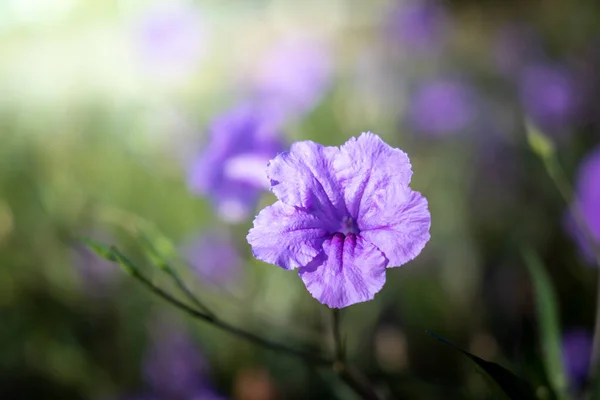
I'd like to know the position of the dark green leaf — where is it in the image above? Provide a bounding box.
[426,330,536,400]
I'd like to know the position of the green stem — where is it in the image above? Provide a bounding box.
[164,264,216,319]
[332,309,344,364]
[137,234,216,319]
[113,249,331,365]
[330,309,381,400]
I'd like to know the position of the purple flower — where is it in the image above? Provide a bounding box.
[562,329,592,389]
[253,37,333,118]
[181,232,242,288]
[143,315,223,399]
[187,104,285,223]
[134,1,207,78]
[519,63,581,133]
[567,146,600,261]
[407,78,477,136]
[247,132,431,308]
[387,0,451,54]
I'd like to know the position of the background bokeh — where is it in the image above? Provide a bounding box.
[1,0,600,399]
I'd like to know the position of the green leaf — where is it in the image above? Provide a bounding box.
[522,247,568,400]
[426,330,536,400]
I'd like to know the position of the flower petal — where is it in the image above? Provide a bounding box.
[299,233,388,308]
[267,141,347,227]
[360,185,431,267]
[247,201,330,270]
[333,132,413,219]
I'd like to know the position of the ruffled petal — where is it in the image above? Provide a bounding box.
[267,141,347,227]
[333,132,412,219]
[359,185,431,268]
[247,201,330,270]
[299,233,388,308]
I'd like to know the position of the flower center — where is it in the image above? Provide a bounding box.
[339,216,359,236]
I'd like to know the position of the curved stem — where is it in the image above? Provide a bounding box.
[112,248,331,365]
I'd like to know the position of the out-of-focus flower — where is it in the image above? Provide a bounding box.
[133,1,208,80]
[142,314,225,400]
[387,0,451,54]
[253,37,333,119]
[567,146,600,262]
[233,368,278,400]
[187,104,285,223]
[181,232,242,288]
[519,63,582,134]
[247,132,431,308]
[406,78,477,136]
[562,329,592,390]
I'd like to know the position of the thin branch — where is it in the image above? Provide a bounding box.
[139,234,216,319]
[330,308,382,400]
[112,248,331,366]
[332,309,344,365]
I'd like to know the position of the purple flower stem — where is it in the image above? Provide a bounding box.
[331,309,381,400]
[332,309,344,366]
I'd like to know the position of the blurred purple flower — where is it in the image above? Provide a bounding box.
[562,329,592,389]
[143,315,225,399]
[181,232,242,288]
[567,146,600,262]
[134,1,207,78]
[407,78,477,136]
[253,37,333,118]
[519,63,582,134]
[387,0,451,54]
[187,104,285,223]
[247,132,431,308]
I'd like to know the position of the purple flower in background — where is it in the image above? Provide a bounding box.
[143,315,224,399]
[247,132,431,308]
[187,104,285,223]
[519,63,581,134]
[181,232,242,288]
[134,1,207,78]
[567,146,600,261]
[562,329,592,389]
[387,0,451,54]
[407,78,477,136]
[253,37,333,118]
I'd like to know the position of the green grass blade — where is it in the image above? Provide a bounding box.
[522,247,568,400]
